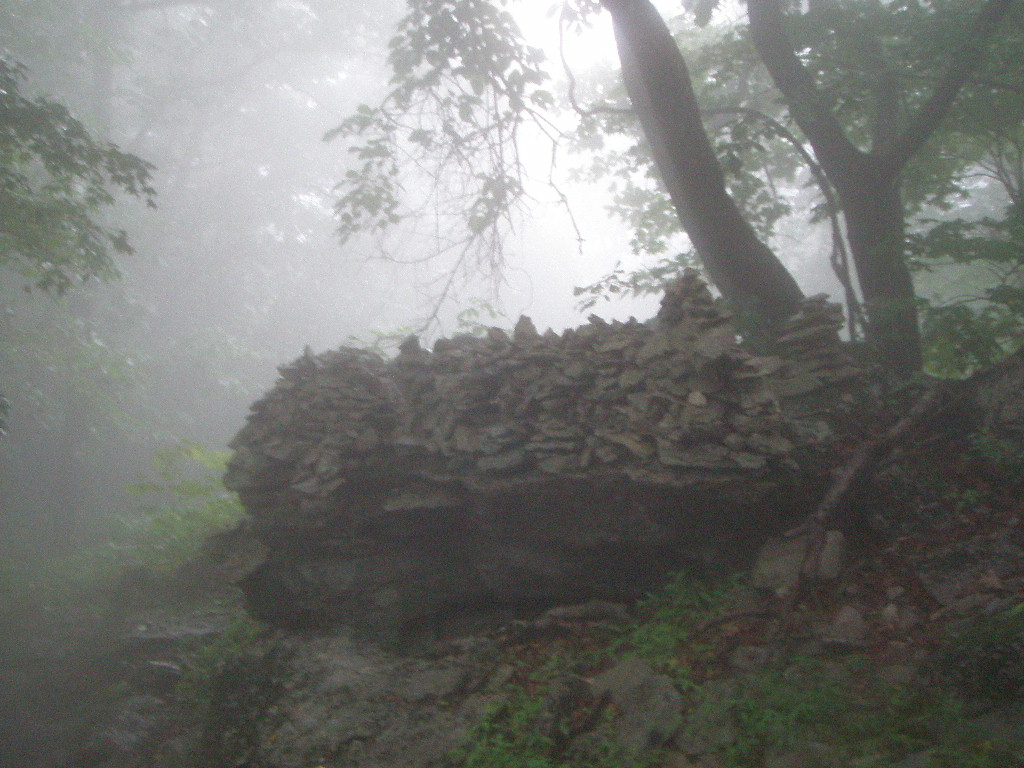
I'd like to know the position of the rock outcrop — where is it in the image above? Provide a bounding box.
[225,273,866,637]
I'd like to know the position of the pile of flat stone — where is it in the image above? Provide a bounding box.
[228,273,858,501]
[224,272,867,634]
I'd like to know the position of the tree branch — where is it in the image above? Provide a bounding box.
[849,31,902,155]
[786,384,951,538]
[747,0,864,177]
[119,0,225,10]
[707,106,860,334]
[884,0,1018,170]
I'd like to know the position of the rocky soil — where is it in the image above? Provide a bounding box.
[30,471,1024,768]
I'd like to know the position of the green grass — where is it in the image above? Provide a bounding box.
[449,571,734,768]
[453,690,558,768]
[450,682,659,768]
[175,613,265,713]
[707,656,1024,768]
[451,569,1024,768]
[938,605,1024,706]
[619,571,738,687]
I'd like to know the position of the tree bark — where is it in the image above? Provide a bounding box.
[839,170,922,372]
[601,0,804,327]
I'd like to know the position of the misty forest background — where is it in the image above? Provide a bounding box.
[1,0,1022,590]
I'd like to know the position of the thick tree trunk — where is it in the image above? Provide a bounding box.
[601,0,804,327]
[837,173,923,372]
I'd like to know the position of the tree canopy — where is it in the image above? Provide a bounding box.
[0,58,155,293]
[331,0,1024,374]
[0,0,411,555]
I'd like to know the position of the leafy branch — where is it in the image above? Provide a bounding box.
[326,0,563,322]
[0,58,156,294]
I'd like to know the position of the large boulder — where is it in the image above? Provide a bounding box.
[225,273,865,639]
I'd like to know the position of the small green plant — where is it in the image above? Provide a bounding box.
[451,681,657,768]
[970,429,1024,484]
[911,204,1024,378]
[346,325,417,353]
[939,605,1024,706]
[573,256,688,312]
[567,706,660,768]
[451,572,737,768]
[175,613,265,713]
[950,486,992,515]
[454,297,508,337]
[620,571,737,685]
[701,655,1024,768]
[343,298,508,354]
[120,440,244,573]
[453,690,557,768]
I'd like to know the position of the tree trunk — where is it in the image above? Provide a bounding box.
[601,0,804,327]
[837,171,923,372]
[747,0,1015,374]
